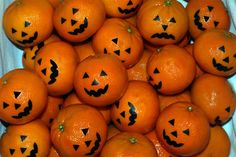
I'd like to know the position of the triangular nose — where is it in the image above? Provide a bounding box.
[162,25,168,31]
[223,57,229,63]
[92,79,99,86]
[127,0,133,5]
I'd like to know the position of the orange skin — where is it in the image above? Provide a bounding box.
[92,18,144,68]
[125,15,137,27]
[127,49,153,82]
[145,130,177,157]
[107,124,121,140]
[156,102,210,156]
[73,41,95,62]
[191,73,236,125]
[176,33,190,47]
[74,54,129,107]
[3,0,54,48]
[47,0,61,8]
[34,41,78,96]
[39,96,64,128]
[111,80,160,134]
[100,132,158,157]
[192,126,230,157]
[136,0,188,46]
[63,92,83,107]
[147,44,196,95]
[0,119,51,157]
[63,92,111,124]
[48,146,61,157]
[53,0,106,42]
[186,0,230,39]
[194,29,236,77]
[101,0,143,18]
[159,90,192,111]
[51,104,108,157]
[23,34,61,70]
[184,44,205,78]
[0,69,48,124]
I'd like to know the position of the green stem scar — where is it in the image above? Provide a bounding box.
[187,106,193,112]
[59,124,64,132]
[129,137,137,144]
[164,0,172,6]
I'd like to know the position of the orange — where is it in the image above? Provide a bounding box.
[51,104,107,157]
[3,0,54,48]
[111,80,160,134]
[156,102,210,156]
[0,69,48,124]
[74,54,128,107]
[0,119,51,157]
[53,0,106,42]
[191,73,236,125]
[147,44,196,95]
[34,41,78,96]
[73,41,95,62]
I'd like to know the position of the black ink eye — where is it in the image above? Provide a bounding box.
[169,17,176,23]
[183,129,190,136]
[25,21,31,27]
[100,70,107,76]
[153,15,160,21]
[83,72,89,79]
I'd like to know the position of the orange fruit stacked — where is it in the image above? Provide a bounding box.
[0,0,236,156]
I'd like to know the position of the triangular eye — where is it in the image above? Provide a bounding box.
[83,72,89,79]
[72,8,79,14]
[12,28,17,33]
[225,106,230,113]
[100,70,107,76]
[169,17,176,23]
[208,6,214,12]
[61,17,66,24]
[233,53,236,58]
[153,15,160,21]
[183,129,190,136]
[24,21,31,27]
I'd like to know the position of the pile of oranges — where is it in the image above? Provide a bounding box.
[0,0,236,156]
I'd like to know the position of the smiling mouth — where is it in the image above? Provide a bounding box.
[84,84,109,97]
[212,58,233,72]
[17,32,38,45]
[11,100,32,119]
[68,17,88,35]
[118,4,139,14]
[163,129,184,147]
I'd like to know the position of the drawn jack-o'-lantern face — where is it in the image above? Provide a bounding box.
[50,104,108,157]
[2,0,54,47]
[74,54,129,107]
[0,120,51,157]
[136,0,188,45]
[194,29,236,77]
[92,18,144,68]
[0,69,48,125]
[186,0,230,39]
[102,0,142,18]
[53,0,106,42]
[111,81,160,134]
[156,102,210,156]
[34,41,78,96]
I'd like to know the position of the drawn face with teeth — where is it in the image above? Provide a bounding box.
[53,0,106,42]
[74,54,129,107]
[103,0,142,18]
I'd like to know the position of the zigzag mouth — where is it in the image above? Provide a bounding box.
[151,32,175,40]
[118,4,139,14]
[17,32,38,45]
[84,84,109,97]
[163,129,184,147]
[194,10,206,31]
[27,143,38,157]
[48,60,59,85]
[68,17,88,35]
[212,58,233,72]
[12,100,32,119]
[85,133,101,156]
